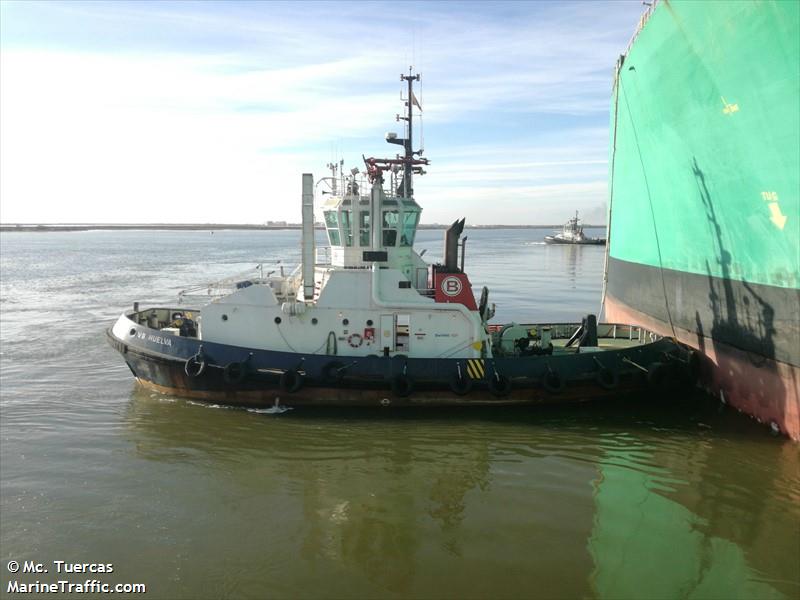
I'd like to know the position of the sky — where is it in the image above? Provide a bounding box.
[0,0,647,225]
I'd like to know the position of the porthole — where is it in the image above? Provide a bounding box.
[311,318,318,325]
[366,319,373,326]
[275,317,282,324]
[221,314,228,321]
[129,328,137,336]
[342,318,349,326]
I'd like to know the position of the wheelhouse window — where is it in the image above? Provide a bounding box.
[359,211,370,246]
[400,211,419,246]
[324,210,341,246]
[382,210,399,247]
[341,210,353,247]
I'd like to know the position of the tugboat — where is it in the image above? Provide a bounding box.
[544,212,606,245]
[107,72,692,407]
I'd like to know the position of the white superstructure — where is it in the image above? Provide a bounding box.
[184,72,491,360]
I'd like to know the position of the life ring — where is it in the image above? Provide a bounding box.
[280,368,304,393]
[595,367,619,390]
[223,360,248,384]
[347,333,363,348]
[184,353,206,378]
[543,370,564,393]
[322,361,344,383]
[449,372,473,396]
[390,374,414,398]
[488,372,512,397]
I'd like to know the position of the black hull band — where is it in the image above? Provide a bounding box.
[606,257,800,366]
[123,348,645,408]
[108,324,687,409]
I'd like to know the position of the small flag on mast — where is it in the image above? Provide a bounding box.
[410,90,422,111]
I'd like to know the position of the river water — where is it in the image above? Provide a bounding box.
[1,229,798,599]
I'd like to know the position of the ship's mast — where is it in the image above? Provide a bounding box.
[363,71,428,196]
[400,69,420,197]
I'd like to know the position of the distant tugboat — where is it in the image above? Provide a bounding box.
[107,72,691,408]
[545,212,605,245]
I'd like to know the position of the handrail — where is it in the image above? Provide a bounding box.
[177,262,302,304]
[614,0,660,87]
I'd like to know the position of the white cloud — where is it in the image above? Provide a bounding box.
[0,1,641,224]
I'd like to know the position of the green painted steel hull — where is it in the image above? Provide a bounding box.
[609,0,799,287]
[606,0,800,438]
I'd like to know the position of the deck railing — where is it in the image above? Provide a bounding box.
[177,263,302,305]
[614,0,660,86]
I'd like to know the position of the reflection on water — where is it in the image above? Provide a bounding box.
[1,230,798,599]
[117,389,800,599]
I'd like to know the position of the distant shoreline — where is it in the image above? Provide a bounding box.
[0,223,607,233]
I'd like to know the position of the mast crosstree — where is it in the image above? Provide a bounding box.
[364,68,428,198]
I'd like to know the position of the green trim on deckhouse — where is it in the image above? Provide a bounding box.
[609,0,799,290]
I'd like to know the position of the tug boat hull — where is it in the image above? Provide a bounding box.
[544,236,605,246]
[107,72,690,411]
[109,309,692,408]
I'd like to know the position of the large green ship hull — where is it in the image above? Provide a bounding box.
[605,0,800,438]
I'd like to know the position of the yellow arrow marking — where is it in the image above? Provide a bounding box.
[768,202,787,230]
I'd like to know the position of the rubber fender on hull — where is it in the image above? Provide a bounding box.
[185,354,206,378]
[488,372,512,397]
[595,367,619,390]
[543,370,565,393]
[449,372,473,396]
[280,368,305,393]
[391,374,414,398]
[322,361,344,383]
[223,360,248,384]
[646,362,670,390]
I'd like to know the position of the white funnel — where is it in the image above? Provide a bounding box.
[301,173,315,300]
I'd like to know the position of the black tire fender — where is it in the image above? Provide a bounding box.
[322,361,344,383]
[488,372,512,397]
[543,370,564,393]
[595,367,619,390]
[223,361,248,384]
[391,374,414,398]
[449,372,473,396]
[647,362,668,389]
[184,354,206,378]
[280,368,304,393]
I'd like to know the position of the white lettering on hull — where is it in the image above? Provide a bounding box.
[136,331,172,346]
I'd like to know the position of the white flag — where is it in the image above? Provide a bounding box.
[410,90,422,111]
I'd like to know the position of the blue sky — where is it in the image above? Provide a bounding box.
[0,0,646,225]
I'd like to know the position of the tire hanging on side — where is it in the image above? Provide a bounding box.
[488,372,512,397]
[391,374,414,398]
[543,369,564,393]
[185,353,206,378]
[280,368,304,393]
[223,360,248,384]
[449,371,473,396]
[595,366,619,390]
